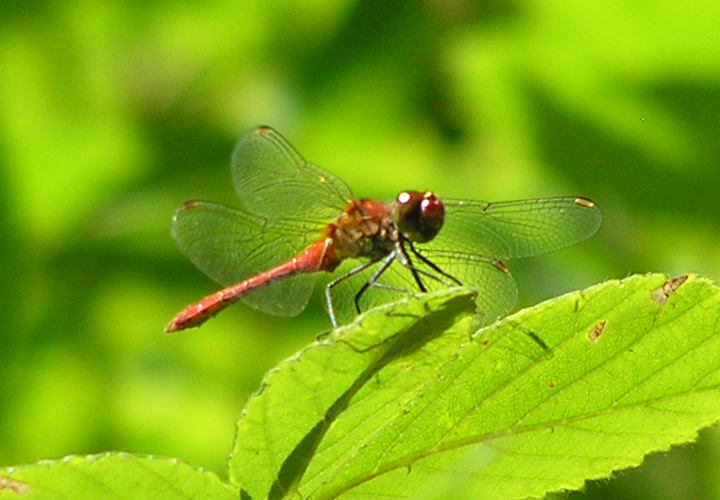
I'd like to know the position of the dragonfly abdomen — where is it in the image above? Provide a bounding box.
[166,239,333,332]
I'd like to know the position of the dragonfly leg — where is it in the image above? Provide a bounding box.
[406,241,463,287]
[393,242,427,293]
[393,240,461,293]
[350,252,399,315]
[325,259,377,328]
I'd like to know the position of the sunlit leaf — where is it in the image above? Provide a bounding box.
[230,274,720,500]
[0,454,235,500]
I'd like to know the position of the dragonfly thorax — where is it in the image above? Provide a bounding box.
[323,198,396,266]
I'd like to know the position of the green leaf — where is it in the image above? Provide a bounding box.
[0,454,236,500]
[229,288,479,499]
[229,273,720,500]
[4,274,718,499]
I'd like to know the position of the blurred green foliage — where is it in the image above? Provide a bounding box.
[1,0,719,498]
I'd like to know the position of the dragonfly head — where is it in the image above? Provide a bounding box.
[393,191,444,243]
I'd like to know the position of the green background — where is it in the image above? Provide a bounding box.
[1,1,719,498]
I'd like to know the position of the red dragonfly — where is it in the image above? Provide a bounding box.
[165,126,601,333]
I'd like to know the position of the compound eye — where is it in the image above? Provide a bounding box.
[393,191,445,243]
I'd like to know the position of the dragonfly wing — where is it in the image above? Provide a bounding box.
[171,200,321,316]
[437,197,602,260]
[415,250,518,325]
[231,126,353,222]
[237,273,317,317]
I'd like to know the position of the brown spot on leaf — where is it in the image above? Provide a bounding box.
[0,477,30,495]
[588,320,607,342]
[651,275,689,306]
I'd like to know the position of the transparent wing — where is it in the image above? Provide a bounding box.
[171,200,323,316]
[231,126,353,222]
[414,250,518,325]
[322,196,601,326]
[323,251,518,328]
[435,197,602,260]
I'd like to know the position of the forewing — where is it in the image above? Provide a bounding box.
[231,126,353,222]
[171,200,321,316]
[436,197,602,260]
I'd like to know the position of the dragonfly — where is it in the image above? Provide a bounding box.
[165,126,601,333]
